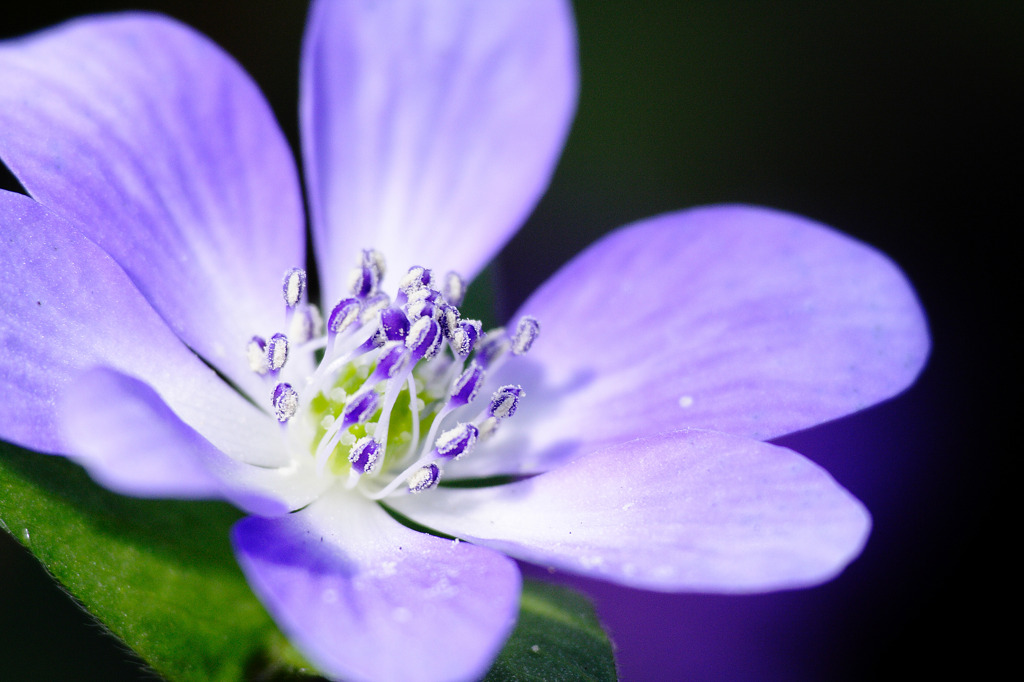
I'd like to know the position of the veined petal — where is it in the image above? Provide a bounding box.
[454,204,929,476]
[0,191,284,467]
[393,429,871,593]
[0,13,305,397]
[301,0,577,302]
[232,491,521,682]
[61,368,329,514]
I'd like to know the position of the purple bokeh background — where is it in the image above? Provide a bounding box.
[1,2,1011,679]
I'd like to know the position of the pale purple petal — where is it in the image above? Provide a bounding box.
[0,13,304,397]
[452,204,929,476]
[301,0,577,303]
[393,429,870,593]
[0,191,285,467]
[61,368,329,514]
[232,491,521,682]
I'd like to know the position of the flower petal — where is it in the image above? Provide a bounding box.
[454,204,929,476]
[393,429,871,593]
[0,190,284,467]
[0,13,305,396]
[232,491,521,682]
[60,367,329,514]
[301,0,577,302]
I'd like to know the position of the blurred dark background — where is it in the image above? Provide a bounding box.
[1,1,1015,680]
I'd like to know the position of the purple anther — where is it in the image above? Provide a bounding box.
[348,436,382,475]
[360,292,391,322]
[437,303,461,338]
[247,335,269,375]
[289,304,323,344]
[378,307,411,342]
[511,316,540,355]
[282,267,307,308]
[406,316,443,360]
[266,333,289,372]
[399,265,434,295]
[272,382,299,423]
[476,328,510,366]
[449,362,485,407]
[404,289,439,322]
[349,262,378,298]
[489,385,525,419]
[371,341,410,382]
[328,298,362,336]
[341,389,380,428]
[442,271,466,306]
[450,319,482,357]
[362,248,386,282]
[435,423,479,460]
[408,463,441,493]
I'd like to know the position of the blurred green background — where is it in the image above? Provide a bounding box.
[2,1,1016,679]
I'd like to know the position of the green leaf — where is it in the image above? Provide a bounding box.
[484,581,617,682]
[0,443,617,681]
[0,442,281,682]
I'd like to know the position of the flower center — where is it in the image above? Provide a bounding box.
[246,250,538,499]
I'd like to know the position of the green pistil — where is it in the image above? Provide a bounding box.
[308,362,439,476]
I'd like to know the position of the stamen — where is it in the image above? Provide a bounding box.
[511,316,540,355]
[266,333,289,373]
[378,307,411,343]
[450,319,482,357]
[489,385,525,419]
[247,336,269,375]
[449,362,485,407]
[475,328,510,366]
[272,383,299,423]
[282,268,307,308]
[442,271,466,306]
[362,248,386,283]
[250,249,538,502]
[348,436,382,475]
[406,316,442,360]
[370,341,410,382]
[328,298,362,336]
[399,266,434,295]
[341,389,380,428]
[408,463,441,493]
[289,304,323,345]
[435,423,479,460]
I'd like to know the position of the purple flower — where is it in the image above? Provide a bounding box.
[0,2,929,681]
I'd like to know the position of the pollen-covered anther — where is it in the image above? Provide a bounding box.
[378,307,411,343]
[289,304,323,344]
[399,265,433,295]
[489,385,525,419]
[450,362,485,407]
[348,436,382,475]
[341,389,380,428]
[435,423,479,460]
[247,336,269,375]
[406,316,442,360]
[408,463,441,493]
[450,319,482,357]
[362,248,386,283]
[475,328,510,366]
[272,382,299,423]
[282,267,307,308]
[266,333,289,372]
[442,271,466,307]
[328,298,362,336]
[477,416,500,441]
[511,316,540,355]
[371,341,409,382]
[360,292,391,323]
